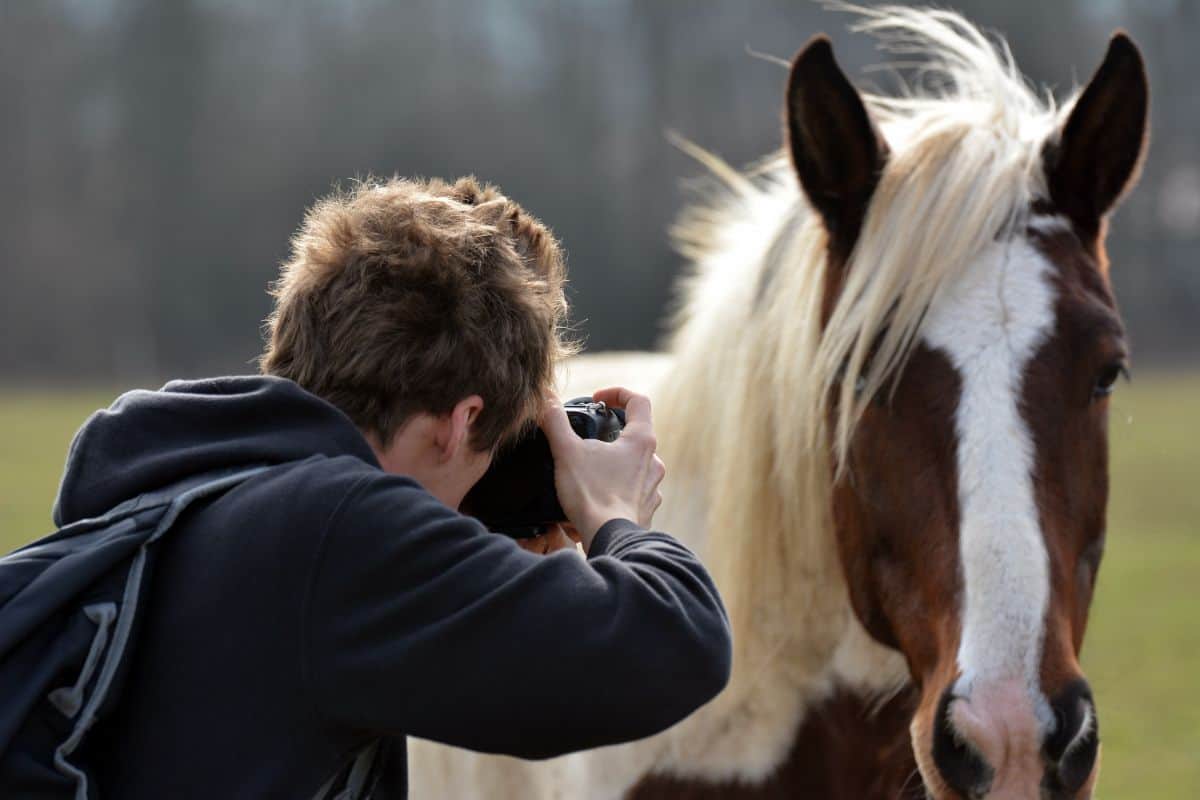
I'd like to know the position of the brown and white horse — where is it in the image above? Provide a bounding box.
[409,6,1148,798]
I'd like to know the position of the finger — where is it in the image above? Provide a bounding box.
[559,523,583,544]
[592,387,653,431]
[538,394,579,455]
[543,525,575,552]
[651,455,667,487]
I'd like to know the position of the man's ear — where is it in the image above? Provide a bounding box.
[786,35,889,254]
[436,395,485,462]
[1044,32,1149,233]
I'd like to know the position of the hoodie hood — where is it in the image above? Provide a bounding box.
[53,375,379,526]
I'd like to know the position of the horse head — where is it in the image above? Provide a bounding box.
[787,20,1147,800]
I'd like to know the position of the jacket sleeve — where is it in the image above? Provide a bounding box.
[303,472,731,758]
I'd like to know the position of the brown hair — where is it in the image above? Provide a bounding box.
[261,175,575,451]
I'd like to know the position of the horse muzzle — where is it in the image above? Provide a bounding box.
[917,677,1099,800]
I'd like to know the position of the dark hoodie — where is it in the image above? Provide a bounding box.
[57,376,730,799]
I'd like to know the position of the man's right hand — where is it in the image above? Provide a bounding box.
[539,388,666,551]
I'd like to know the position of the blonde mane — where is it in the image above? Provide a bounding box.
[657,4,1068,708]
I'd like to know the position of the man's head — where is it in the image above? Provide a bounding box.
[262,176,575,504]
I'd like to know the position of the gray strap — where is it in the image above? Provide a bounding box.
[48,603,118,719]
[51,466,273,800]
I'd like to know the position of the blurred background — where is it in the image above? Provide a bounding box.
[1,1,1196,796]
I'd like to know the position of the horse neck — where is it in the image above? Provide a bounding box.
[654,206,855,697]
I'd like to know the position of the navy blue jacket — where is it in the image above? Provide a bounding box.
[53,376,731,799]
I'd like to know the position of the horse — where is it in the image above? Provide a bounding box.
[409,5,1148,798]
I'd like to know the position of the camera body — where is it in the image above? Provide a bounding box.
[463,398,625,538]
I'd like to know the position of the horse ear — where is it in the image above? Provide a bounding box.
[786,36,888,250]
[1045,33,1149,231]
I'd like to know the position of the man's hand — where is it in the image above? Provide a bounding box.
[540,388,666,550]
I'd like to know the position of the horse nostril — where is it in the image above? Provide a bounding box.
[931,691,994,798]
[1043,680,1099,794]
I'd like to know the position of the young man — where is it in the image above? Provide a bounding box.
[68,177,731,798]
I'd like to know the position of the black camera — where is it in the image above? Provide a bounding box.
[462,398,625,538]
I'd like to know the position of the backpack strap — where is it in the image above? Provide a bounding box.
[49,465,273,800]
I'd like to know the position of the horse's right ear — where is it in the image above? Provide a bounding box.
[786,36,888,251]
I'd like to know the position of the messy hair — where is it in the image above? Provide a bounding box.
[262,175,576,451]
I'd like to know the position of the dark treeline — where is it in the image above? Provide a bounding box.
[2,0,1196,383]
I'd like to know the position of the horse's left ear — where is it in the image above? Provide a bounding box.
[786,36,889,252]
[1045,32,1149,231]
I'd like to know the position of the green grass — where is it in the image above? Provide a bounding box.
[0,389,119,537]
[1085,373,1200,798]
[1,377,1197,796]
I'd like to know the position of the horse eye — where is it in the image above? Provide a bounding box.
[1092,363,1128,400]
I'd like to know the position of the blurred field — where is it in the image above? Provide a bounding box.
[1086,372,1200,798]
[1,376,1197,797]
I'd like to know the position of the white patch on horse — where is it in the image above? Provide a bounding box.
[922,235,1057,728]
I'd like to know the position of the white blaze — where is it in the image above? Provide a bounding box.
[922,231,1058,725]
